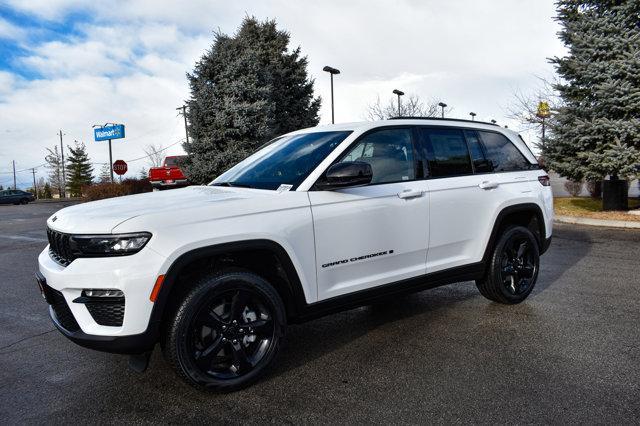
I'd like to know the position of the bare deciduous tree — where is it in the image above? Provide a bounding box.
[144,143,165,168]
[366,95,449,120]
[505,76,562,152]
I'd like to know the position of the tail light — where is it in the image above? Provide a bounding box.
[538,175,550,186]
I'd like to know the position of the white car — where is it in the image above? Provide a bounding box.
[37,118,553,392]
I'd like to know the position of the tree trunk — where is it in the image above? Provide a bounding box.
[602,179,628,211]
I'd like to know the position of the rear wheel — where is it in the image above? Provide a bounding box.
[20,198,29,205]
[476,226,539,304]
[163,270,286,392]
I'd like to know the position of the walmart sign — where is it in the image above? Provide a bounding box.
[94,124,125,141]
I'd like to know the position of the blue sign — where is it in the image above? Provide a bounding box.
[94,124,125,141]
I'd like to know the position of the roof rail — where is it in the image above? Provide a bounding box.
[388,116,500,126]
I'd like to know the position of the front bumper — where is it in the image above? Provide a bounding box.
[37,245,167,354]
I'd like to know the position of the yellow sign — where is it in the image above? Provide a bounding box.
[536,101,551,118]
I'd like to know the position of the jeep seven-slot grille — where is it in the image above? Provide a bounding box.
[47,228,76,266]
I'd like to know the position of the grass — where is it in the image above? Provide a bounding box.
[554,197,640,222]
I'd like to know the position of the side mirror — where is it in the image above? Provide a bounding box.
[317,161,373,190]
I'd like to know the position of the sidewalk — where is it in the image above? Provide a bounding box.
[555,214,640,229]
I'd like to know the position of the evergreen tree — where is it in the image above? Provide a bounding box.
[183,17,321,183]
[66,141,94,197]
[548,1,640,195]
[43,182,52,199]
[98,163,112,183]
[0,185,3,190]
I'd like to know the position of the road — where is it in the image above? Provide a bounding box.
[1,202,639,424]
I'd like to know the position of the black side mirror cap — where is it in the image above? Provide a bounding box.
[316,161,373,190]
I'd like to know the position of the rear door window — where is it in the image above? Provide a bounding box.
[417,128,472,177]
[464,130,494,173]
[478,131,532,172]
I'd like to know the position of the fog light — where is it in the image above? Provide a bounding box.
[83,289,124,298]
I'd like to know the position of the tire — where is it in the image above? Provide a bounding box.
[476,225,540,304]
[163,269,286,392]
[20,198,29,205]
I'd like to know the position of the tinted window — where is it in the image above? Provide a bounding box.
[478,131,531,172]
[339,128,415,184]
[213,131,352,190]
[418,128,472,177]
[464,130,494,173]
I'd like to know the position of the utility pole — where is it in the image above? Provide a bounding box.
[12,160,16,189]
[31,168,37,198]
[176,105,189,144]
[58,130,66,198]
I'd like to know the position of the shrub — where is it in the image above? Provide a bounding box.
[83,183,129,201]
[122,178,152,194]
[586,180,602,198]
[564,180,583,197]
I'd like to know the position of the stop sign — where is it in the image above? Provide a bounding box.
[112,160,128,176]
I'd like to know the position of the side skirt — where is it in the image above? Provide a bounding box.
[290,262,486,324]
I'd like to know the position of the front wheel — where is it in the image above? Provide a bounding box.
[163,270,286,392]
[476,226,540,304]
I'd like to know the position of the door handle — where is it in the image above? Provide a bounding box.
[479,181,499,190]
[397,189,423,199]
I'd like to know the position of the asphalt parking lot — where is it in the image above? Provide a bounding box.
[1,201,639,424]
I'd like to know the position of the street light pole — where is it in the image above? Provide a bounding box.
[323,66,340,124]
[392,89,405,117]
[469,112,476,121]
[438,102,447,119]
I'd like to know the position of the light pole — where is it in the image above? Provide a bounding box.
[322,66,340,124]
[392,89,405,117]
[57,130,66,197]
[176,105,189,144]
[438,102,447,118]
[469,112,476,121]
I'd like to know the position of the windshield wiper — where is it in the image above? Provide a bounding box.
[212,182,254,188]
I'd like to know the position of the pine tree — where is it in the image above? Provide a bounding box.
[66,141,94,197]
[548,0,640,205]
[98,163,112,183]
[45,145,64,197]
[183,17,321,184]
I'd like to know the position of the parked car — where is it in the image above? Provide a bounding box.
[37,118,553,392]
[149,155,189,190]
[0,189,35,205]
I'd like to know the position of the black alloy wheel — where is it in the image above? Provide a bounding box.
[164,270,286,392]
[188,288,276,379]
[476,225,540,304]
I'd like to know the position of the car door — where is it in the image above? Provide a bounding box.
[308,127,430,301]
[476,130,537,197]
[416,127,505,273]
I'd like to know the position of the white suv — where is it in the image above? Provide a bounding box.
[37,118,553,391]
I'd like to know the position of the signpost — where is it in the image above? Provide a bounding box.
[112,160,128,176]
[93,124,125,182]
[536,102,551,151]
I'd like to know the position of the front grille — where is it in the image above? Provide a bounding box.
[47,286,80,332]
[47,228,76,266]
[85,300,125,327]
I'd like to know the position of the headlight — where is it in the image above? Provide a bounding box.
[70,232,152,256]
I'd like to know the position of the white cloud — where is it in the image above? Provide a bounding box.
[0,16,28,41]
[0,0,565,185]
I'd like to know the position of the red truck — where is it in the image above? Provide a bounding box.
[149,156,189,190]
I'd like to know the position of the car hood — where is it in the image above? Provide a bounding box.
[47,186,283,234]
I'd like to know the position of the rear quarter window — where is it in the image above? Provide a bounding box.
[478,131,532,172]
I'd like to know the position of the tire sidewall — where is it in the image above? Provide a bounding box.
[490,226,540,303]
[171,272,286,391]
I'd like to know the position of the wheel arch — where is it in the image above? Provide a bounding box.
[482,203,547,263]
[149,240,308,333]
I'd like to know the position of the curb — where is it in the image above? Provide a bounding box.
[555,215,640,229]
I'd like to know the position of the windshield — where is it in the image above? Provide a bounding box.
[211,131,352,190]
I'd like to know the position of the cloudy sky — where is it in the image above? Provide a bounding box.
[0,0,565,188]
